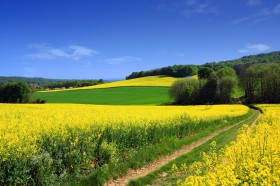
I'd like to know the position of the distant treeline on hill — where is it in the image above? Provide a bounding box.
[126,65,198,79]
[0,76,64,86]
[45,79,104,89]
[203,51,280,73]
[126,51,280,79]
[0,76,104,90]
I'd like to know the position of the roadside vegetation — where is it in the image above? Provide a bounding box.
[173,104,280,185]
[127,110,259,186]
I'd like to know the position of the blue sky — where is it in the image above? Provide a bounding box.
[0,0,279,79]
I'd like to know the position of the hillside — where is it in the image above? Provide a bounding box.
[126,51,280,79]
[34,76,182,105]
[203,51,280,73]
[0,76,64,86]
[40,76,180,92]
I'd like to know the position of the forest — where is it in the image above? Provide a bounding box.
[169,63,280,105]
[127,51,280,104]
[126,51,280,79]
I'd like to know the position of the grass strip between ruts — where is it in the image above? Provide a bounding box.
[71,109,255,185]
[127,109,259,186]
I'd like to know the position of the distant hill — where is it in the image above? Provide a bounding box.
[0,76,104,90]
[0,76,65,86]
[126,65,198,79]
[39,76,181,92]
[126,51,280,79]
[203,51,280,73]
[35,76,180,105]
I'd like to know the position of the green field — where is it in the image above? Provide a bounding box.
[34,86,172,105]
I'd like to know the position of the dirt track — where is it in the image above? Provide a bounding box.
[105,110,260,186]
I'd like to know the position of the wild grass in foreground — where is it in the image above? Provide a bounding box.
[0,104,249,185]
[170,104,280,186]
[127,109,259,186]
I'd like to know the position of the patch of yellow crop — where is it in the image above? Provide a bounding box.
[40,76,181,92]
[177,104,280,185]
[0,104,248,158]
[0,104,249,184]
[192,75,198,79]
[95,76,180,88]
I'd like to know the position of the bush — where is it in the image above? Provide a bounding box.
[170,67,238,105]
[216,76,237,103]
[169,78,201,104]
[0,82,31,103]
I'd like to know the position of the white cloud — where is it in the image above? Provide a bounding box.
[238,43,270,53]
[104,56,141,65]
[233,3,280,25]
[69,45,98,60]
[25,44,99,61]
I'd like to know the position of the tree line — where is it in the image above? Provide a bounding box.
[169,67,237,105]
[203,51,280,74]
[44,79,104,89]
[0,76,64,86]
[240,63,280,103]
[0,82,32,103]
[0,79,104,103]
[169,63,280,105]
[126,51,280,80]
[0,76,104,91]
[126,65,198,79]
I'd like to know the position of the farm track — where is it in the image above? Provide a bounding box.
[105,109,260,186]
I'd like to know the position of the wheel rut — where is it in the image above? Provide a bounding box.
[105,109,260,186]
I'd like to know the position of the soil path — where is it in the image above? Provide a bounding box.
[105,110,260,186]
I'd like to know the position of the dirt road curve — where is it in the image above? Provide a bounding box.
[105,110,260,186]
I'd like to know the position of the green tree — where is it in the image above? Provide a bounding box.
[198,67,214,79]
[0,82,31,103]
[199,74,217,104]
[216,67,236,79]
[169,78,200,104]
[169,79,188,104]
[216,76,237,103]
[240,63,280,103]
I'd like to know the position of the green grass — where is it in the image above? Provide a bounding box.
[233,86,245,98]
[127,109,259,186]
[34,86,172,105]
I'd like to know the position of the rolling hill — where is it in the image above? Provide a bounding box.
[34,76,181,105]
[126,51,280,79]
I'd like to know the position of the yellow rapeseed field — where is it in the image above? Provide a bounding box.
[0,104,249,184]
[40,76,181,92]
[177,104,280,185]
